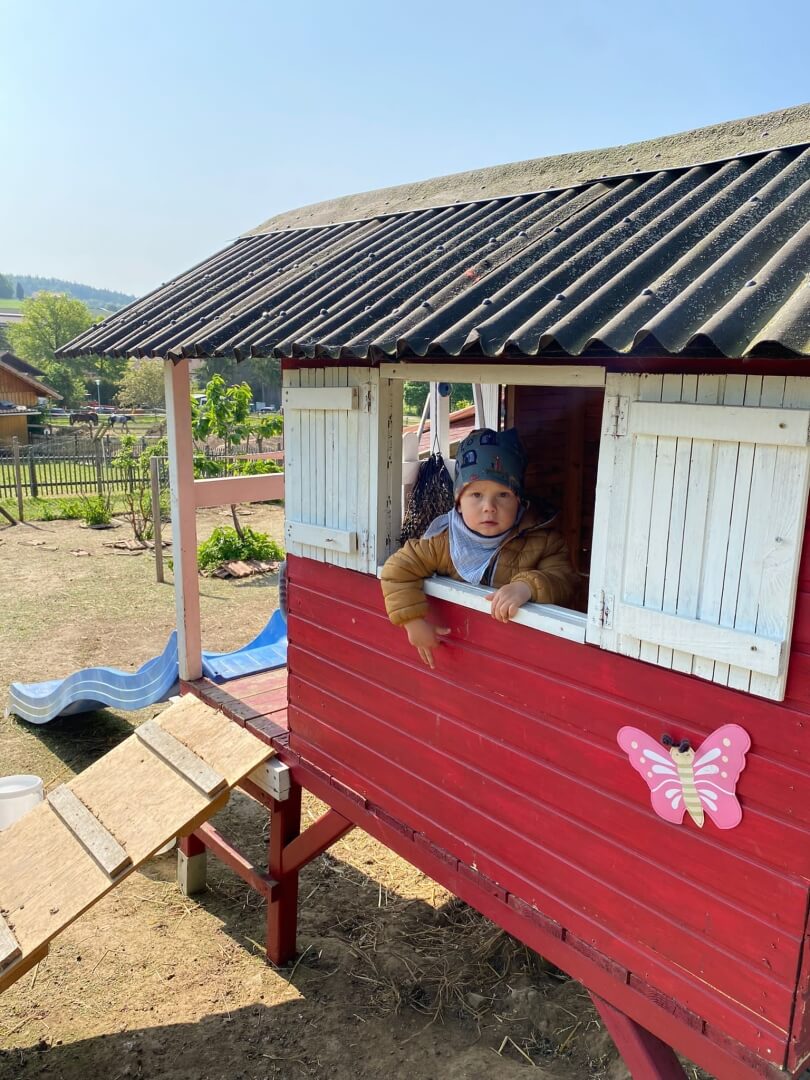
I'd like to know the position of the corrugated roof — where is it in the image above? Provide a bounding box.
[62,111,810,363]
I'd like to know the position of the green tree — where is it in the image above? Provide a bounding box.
[402,381,474,415]
[0,274,12,299]
[192,373,253,536]
[37,361,86,408]
[251,412,283,451]
[15,283,24,301]
[7,292,94,365]
[116,357,165,410]
[8,292,99,409]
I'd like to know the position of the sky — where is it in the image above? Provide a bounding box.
[2,0,808,298]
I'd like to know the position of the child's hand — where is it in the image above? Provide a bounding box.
[485,581,532,622]
[405,618,450,668]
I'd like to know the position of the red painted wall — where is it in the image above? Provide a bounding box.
[287,541,810,1072]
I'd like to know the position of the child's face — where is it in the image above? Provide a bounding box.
[457,480,520,536]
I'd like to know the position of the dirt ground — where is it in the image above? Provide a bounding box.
[0,506,685,1080]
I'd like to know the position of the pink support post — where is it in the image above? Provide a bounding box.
[590,994,688,1079]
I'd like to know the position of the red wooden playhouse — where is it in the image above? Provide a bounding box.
[64,104,810,1079]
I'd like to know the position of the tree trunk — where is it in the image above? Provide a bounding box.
[230,504,244,540]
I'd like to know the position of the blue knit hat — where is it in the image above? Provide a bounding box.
[453,428,526,499]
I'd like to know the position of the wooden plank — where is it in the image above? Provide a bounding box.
[283,385,359,411]
[47,786,131,878]
[285,521,357,554]
[379,362,607,387]
[0,913,21,971]
[136,719,228,797]
[0,696,269,967]
[628,401,810,446]
[616,602,784,676]
[626,375,663,663]
[0,943,48,994]
[193,472,284,508]
[423,576,586,642]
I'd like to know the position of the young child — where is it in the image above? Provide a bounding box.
[381,428,578,667]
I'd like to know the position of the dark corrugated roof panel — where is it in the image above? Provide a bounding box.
[62,146,810,362]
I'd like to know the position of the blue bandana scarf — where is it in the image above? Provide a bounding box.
[423,505,525,585]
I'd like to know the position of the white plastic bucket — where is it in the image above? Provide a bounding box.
[0,775,44,830]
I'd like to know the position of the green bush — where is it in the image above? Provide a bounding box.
[35,497,85,521]
[79,495,112,527]
[196,525,284,573]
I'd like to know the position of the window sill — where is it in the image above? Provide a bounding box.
[376,567,587,644]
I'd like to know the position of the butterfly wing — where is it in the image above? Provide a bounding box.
[617,726,685,824]
[691,724,750,830]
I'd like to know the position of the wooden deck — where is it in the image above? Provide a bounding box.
[184,667,289,747]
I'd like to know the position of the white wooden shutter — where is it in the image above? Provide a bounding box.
[587,373,810,701]
[283,367,401,573]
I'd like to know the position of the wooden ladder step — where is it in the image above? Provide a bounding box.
[47,786,132,878]
[136,720,227,797]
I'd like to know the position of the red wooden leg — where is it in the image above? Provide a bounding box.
[590,994,688,1080]
[179,832,206,857]
[267,784,302,966]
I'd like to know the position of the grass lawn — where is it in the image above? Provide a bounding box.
[0,297,25,312]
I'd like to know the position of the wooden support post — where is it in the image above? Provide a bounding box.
[164,357,202,681]
[267,784,302,966]
[428,382,450,463]
[281,808,353,876]
[94,440,104,497]
[177,832,207,895]
[27,448,37,499]
[12,438,24,521]
[150,454,165,583]
[590,994,688,1079]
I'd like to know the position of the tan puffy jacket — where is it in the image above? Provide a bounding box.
[381,506,578,626]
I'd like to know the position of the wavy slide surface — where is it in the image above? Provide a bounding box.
[7,612,287,725]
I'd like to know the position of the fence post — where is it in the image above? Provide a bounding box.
[27,446,38,499]
[150,455,165,584]
[95,441,104,497]
[12,438,24,521]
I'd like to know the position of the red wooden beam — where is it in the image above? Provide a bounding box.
[194,821,277,900]
[281,808,353,875]
[590,994,688,1079]
[267,787,302,966]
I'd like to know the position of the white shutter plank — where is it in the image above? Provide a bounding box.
[657,374,688,669]
[706,374,747,687]
[590,371,810,702]
[285,521,357,554]
[346,368,360,572]
[628,401,810,446]
[616,603,784,676]
[313,368,326,563]
[586,375,640,649]
[283,370,303,558]
[283,386,359,411]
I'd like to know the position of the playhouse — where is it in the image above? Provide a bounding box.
[59,104,810,1079]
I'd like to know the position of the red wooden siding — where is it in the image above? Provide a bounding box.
[287,549,810,1070]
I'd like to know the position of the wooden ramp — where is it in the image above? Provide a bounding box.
[0,695,272,993]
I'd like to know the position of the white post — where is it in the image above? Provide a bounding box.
[427,383,450,463]
[164,358,202,681]
[473,384,500,429]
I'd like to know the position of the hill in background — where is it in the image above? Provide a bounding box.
[2,274,136,314]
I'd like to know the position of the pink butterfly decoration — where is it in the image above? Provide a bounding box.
[617,724,750,829]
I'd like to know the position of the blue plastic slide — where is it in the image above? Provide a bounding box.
[201,609,288,682]
[6,611,287,725]
[6,633,180,726]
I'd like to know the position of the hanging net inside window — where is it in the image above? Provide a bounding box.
[399,452,455,543]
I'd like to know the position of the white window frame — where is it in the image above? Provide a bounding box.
[380,363,606,644]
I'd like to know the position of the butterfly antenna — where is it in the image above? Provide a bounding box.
[661,734,675,748]
[678,739,691,753]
